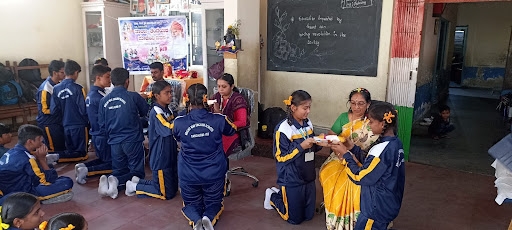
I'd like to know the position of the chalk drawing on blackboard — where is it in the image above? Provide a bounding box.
[340,0,373,9]
[272,7,305,62]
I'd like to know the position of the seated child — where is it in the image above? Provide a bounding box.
[40,212,87,230]
[0,125,74,205]
[428,105,455,140]
[75,65,113,184]
[0,192,45,230]
[172,83,236,230]
[264,90,327,225]
[0,123,12,157]
[125,80,178,200]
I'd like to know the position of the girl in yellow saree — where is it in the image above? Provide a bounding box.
[319,88,377,230]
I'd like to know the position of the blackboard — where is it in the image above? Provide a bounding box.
[267,0,382,76]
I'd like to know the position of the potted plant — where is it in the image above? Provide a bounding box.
[225,20,241,50]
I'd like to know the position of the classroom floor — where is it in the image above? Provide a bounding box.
[4,137,509,230]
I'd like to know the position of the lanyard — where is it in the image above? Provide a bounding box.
[298,127,308,140]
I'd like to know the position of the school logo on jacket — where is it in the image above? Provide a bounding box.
[57,88,73,99]
[185,123,214,138]
[103,97,127,110]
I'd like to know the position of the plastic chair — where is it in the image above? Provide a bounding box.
[226,87,259,196]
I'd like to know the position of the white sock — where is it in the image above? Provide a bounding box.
[107,175,119,199]
[75,163,86,177]
[98,175,109,196]
[76,167,88,184]
[131,176,140,183]
[264,188,276,210]
[271,187,280,193]
[46,154,60,165]
[201,216,214,230]
[125,180,137,196]
[193,220,203,230]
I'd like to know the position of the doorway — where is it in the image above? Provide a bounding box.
[451,26,467,85]
[432,18,450,104]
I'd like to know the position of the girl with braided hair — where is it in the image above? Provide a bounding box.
[172,83,236,230]
[331,101,405,230]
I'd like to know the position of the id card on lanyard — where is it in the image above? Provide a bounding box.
[299,127,314,162]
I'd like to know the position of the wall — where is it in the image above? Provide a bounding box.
[0,0,86,87]
[259,0,394,129]
[457,2,512,88]
[414,3,458,121]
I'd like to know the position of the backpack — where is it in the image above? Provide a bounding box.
[0,80,23,105]
[258,107,287,139]
[18,58,44,86]
[0,65,15,85]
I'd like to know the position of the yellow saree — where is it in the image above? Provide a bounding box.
[319,117,377,230]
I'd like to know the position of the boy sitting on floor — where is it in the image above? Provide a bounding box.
[0,123,12,157]
[0,124,74,205]
[428,105,455,140]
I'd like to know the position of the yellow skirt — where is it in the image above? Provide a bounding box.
[319,153,361,230]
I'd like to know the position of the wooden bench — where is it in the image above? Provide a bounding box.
[0,60,58,128]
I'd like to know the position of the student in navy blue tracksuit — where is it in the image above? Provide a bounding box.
[36,60,66,154]
[52,60,89,163]
[332,101,405,230]
[0,125,73,206]
[75,65,113,184]
[98,68,149,199]
[125,80,178,200]
[173,83,236,230]
[264,90,326,225]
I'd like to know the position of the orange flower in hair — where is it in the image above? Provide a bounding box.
[383,112,395,124]
[60,224,75,230]
[203,94,208,103]
[147,92,153,99]
[183,93,189,104]
[283,96,293,106]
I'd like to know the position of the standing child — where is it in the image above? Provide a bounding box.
[332,101,405,230]
[264,90,327,225]
[75,65,113,184]
[125,80,178,200]
[0,123,12,157]
[172,84,236,230]
[52,60,89,162]
[98,68,149,199]
[0,125,74,205]
[0,192,45,230]
[428,105,455,140]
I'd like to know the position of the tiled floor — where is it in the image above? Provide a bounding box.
[29,152,512,230]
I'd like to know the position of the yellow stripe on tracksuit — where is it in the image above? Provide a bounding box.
[274,132,300,163]
[225,117,237,131]
[29,158,50,185]
[41,90,51,114]
[135,170,167,200]
[87,170,113,176]
[38,189,72,201]
[269,186,289,220]
[345,157,381,182]
[44,127,55,151]
[57,128,89,163]
[365,218,374,230]
[290,128,313,140]
[156,113,174,129]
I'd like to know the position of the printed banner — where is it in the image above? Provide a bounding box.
[118,16,188,74]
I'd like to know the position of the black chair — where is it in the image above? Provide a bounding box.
[226,87,259,196]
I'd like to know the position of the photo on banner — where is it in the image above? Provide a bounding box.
[118,16,188,74]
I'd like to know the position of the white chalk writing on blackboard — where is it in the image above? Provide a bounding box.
[341,0,373,9]
[272,7,306,62]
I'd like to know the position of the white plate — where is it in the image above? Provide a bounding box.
[207,100,217,105]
